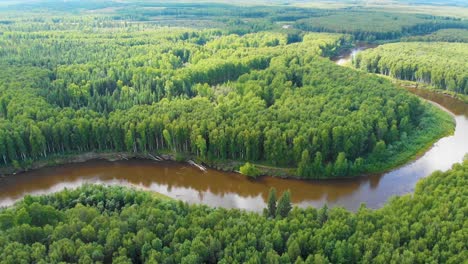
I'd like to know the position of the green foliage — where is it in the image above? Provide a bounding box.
[0,3,465,264]
[296,11,468,41]
[240,162,261,178]
[0,4,455,178]
[362,104,454,174]
[0,23,441,178]
[267,187,277,218]
[354,42,468,94]
[297,149,311,178]
[276,190,292,218]
[0,161,466,262]
[402,29,468,43]
[333,152,349,177]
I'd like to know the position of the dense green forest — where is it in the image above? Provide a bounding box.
[0,1,466,263]
[0,19,453,178]
[353,42,468,94]
[0,160,466,263]
[295,11,468,41]
[402,28,468,42]
[0,1,457,178]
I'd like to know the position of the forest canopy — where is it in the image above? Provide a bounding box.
[0,2,466,263]
[295,11,468,41]
[401,28,468,42]
[0,21,453,178]
[0,160,466,263]
[353,42,468,94]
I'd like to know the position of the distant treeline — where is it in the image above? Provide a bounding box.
[401,28,468,42]
[354,42,468,94]
[3,1,466,38]
[295,11,468,41]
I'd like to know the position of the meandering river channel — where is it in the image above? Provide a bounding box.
[0,45,466,211]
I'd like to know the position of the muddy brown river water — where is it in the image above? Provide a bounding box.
[0,46,466,211]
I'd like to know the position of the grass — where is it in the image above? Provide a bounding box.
[149,190,172,200]
[292,1,468,18]
[363,102,455,174]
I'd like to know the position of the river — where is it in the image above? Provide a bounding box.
[0,46,466,212]
[332,42,378,66]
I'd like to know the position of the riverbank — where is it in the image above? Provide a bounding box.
[0,93,463,211]
[0,152,175,176]
[361,103,454,174]
[334,42,468,104]
[367,73,468,104]
[0,101,454,180]
[0,150,296,179]
[394,79,468,104]
[330,43,460,175]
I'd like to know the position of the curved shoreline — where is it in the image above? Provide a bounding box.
[0,44,460,181]
[0,86,464,212]
[0,98,455,181]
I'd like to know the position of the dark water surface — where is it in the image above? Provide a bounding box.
[0,47,466,211]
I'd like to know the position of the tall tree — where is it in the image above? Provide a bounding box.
[277,190,292,218]
[297,149,311,178]
[267,187,277,218]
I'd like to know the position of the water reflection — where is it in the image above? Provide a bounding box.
[332,42,378,66]
[0,60,466,212]
[0,160,380,210]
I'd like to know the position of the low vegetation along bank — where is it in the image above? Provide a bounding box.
[0,160,466,263]
[396,79,468,104]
